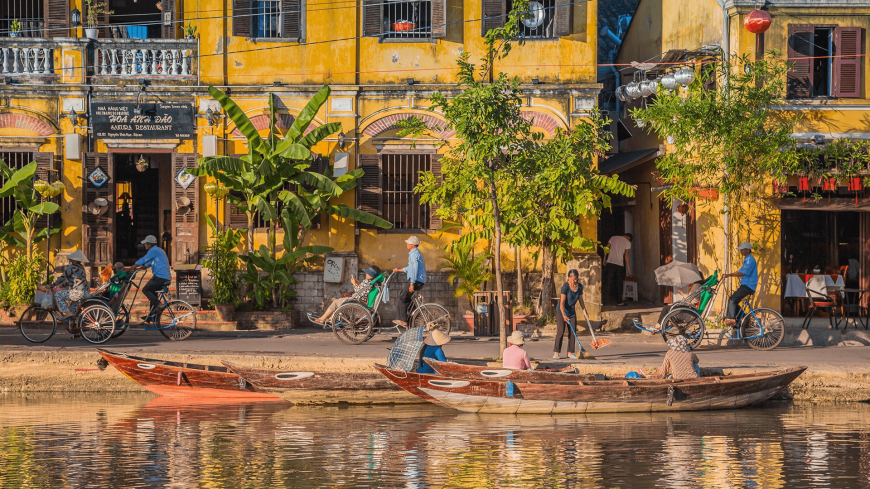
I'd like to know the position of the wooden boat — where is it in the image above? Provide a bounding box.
[221,361,421,405]
[424,358,601,383]
[375,364,807,413]
[98,349,281,400]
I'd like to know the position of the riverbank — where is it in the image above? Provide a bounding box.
[1,346,868,403]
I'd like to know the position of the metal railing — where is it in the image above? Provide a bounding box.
[93,39,196,77]
[382,153,430,229]
[383,0,432,40]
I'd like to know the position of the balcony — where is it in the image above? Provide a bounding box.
[90,39,197,82]
[0,38,60,78]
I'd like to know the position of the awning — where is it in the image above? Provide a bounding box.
[599,149,659,175]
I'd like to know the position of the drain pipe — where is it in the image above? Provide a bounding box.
[718,0,731,314]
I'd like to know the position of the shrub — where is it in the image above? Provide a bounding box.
[0,252,45,307]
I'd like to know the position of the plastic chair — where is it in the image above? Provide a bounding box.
[622,277,638,302]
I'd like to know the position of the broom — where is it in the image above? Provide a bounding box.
[565,317,596,360]
[583,309,611,350]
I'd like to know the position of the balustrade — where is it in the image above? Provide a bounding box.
[94,43,194,77]
[0,45,54,76]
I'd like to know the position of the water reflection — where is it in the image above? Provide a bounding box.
[1,394,869,488]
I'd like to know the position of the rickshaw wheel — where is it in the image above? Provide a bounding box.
[412,304,451,335]
[741,308,785,351]
[111,305,130,339]
[661,307,705,349]
[332,303,374,345]
[158,301,197,341]
[77,303,116,344]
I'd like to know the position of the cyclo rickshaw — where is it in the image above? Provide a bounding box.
[326,272,451,345]
[634,271,785,351]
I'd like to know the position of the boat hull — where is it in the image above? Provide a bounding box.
[375,365,807,414]
[98,350,281,400]
[424,359,598,383]
[222,361,421,405]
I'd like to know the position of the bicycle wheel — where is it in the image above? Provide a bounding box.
[111,305,130,339]
[77,304,116,344]
[741,308,785,351]
[661,308,705,349]
[332,303,374,345]
[19,305,57,343]
[158,301,196,341]
[412,303,451,335]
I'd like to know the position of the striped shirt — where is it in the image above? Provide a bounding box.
[661,350,700,379]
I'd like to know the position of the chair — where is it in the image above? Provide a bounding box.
[622,276,638,302]
[802,279,838,329]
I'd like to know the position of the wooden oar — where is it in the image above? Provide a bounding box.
[566,317,596,360]
[584,309,611,349]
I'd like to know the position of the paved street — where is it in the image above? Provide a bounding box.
[2,327,869,371]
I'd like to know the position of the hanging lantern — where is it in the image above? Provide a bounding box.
[625,82,641,99]
[822,177,838,192]
[772,181,788,195]
[33,179,52,197]
[615,85,627,102]
[744,9,772,34]
[797,177,810,191]
[674,67,696,87]
[661,73,678,91]
[49,181,65,198]
[849,177,863,191]
[639,80,653,98]
[648,79,659,96]
[213,183,229,200]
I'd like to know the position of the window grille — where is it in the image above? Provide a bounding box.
[0,151,35,225]
[382,153,430,229]
[512,0,557,39]
[383,0,432,40]
[254,0,281,39]
[1,0,43,38]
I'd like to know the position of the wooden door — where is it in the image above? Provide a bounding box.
[172,153,199,265]
[82,153,114,266]
[659,196,673,303]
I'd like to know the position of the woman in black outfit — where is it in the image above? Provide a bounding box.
[553,269,588,359]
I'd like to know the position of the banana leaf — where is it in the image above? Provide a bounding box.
[209,86,266,154]
[28,202,60,215]
[297,123,342,149]
[0,162,36,198]
[325,204,392,229]
[277,191,312,228]
[277,85,331,152]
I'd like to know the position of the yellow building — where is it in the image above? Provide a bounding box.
[0,1,601,318]
[606,0,870,317]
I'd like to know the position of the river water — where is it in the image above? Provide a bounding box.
[0,394,868,488]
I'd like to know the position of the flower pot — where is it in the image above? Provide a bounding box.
[85,28,99,39]
[797,177,810,191]
[215,304,235,322]
[10,32,21,38]
[185,35,195,40]
[463,314,474,331]
[511,314,535,327]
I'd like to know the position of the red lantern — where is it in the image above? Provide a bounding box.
[744,9,772,34]
[797,177,810,191]
[822,177,838,191]
[849,177,863,191]
[772,181,788,195]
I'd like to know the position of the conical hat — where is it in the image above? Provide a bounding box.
[67,250,89,263]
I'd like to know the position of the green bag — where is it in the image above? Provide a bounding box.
[366,273,387,309]
[696,270,719,314]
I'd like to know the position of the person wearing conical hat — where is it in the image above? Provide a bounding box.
[503,330,532,370]
[417,328,451,374]
[50,250,91,321]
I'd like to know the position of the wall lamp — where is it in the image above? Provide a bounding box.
[532,78,540,85]
[205,107,223,126]
[67,109,86,127]
[337,131,346,150]
[71,8,81,28]
[406,78,416,86]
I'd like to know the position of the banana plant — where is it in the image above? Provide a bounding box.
[0,161,61,259]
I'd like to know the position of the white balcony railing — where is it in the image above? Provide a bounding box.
[0,45,54,75]
[95,46,193,77]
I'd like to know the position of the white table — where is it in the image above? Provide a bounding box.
[784,274,845,298]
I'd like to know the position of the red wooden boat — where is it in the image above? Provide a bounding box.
[222,361,419,404]
[375,364,807,413]
[424,359,600,383]
[98,349,282,400]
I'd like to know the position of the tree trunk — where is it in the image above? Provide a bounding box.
[516,246,524,306]
[246,212,255,254]
[489,178,507,355]
[538,238,556,318]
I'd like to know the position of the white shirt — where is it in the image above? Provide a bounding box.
[606,236,631,267]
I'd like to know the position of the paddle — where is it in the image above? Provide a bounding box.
[583,309,611,350]
[565,317,596,360]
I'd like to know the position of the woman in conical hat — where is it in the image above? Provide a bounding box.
[417,328,451,374]
[51,250,92,321]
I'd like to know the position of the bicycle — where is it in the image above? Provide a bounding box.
[328,272,451,345]
[19,289,116,344]
[634,271,785,351]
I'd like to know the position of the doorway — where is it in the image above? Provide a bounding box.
[113,153,172,265]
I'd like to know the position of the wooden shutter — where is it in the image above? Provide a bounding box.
[787,24,815,99]
[428,154,442,229]
[356,153,382,229]
[833,26,863,98]
[363,0,383,37]
[282,0,302,40]
[172,153,199,265]
[554,0,572,37]
[481,0,506,36]
[233,0,252,37]
[34,152,54,229]
[162,0,177,38]
[431,0,447,38]
[658,196,672,304]
[44,0,68,37]
[82,153,114,267]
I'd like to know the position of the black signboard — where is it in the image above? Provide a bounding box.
[175,269,202,308]
[92,102,194,140]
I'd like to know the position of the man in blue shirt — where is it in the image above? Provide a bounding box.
[393,236,427,326]
[723,242,758,326]
[132,235,173,323]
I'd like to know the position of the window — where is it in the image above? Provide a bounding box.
[363,0,446,41]
[356,152,442,231]
[0,152,34,225]
[482,0,572,38]
[232,0,305,41]
[787,24,863,99]
[2,1,43,38]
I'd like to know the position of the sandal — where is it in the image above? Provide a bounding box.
[307,312,325,325]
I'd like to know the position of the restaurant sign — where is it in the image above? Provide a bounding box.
[92,102,194,140]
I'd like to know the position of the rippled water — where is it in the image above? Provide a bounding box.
[1,394,869,488]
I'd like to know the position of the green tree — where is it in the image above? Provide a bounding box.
[438,238,491,308]
[0,161,61,259]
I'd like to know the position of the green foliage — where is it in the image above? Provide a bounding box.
[84,0,113,29]
[0,160,61,259]
[201,215,242,306]
[238,244,331,311]
[630,53,796,203]
[10,19,21,33]
[438,239,491,306]
[0,253,44,307]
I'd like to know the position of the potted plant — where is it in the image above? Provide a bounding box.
[512,301,536,329]
[438,239,490,331]
[201,216,241,321]
[135,156,149,172]
[84,0,113,39]
[183,22,197,40]
[9,19,22,37]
